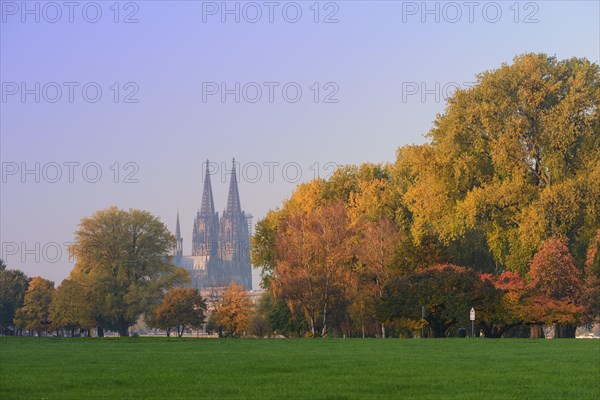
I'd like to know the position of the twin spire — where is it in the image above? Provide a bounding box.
[174,158,252,289]
[175,158,243,244]
[201,158,241,218]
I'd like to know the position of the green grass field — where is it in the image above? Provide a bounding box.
[1,338,598,399]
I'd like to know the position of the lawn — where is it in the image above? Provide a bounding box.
[0,337,598,399]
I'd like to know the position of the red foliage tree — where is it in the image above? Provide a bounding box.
[479,272,527,337]
[528,237,583,337]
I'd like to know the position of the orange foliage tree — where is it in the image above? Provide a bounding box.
[153,287,206,337]
[274,202,354,336]
[528,238,584,337]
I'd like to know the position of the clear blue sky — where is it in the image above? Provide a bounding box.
[1,0,599,288]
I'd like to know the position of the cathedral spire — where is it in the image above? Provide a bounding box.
[175,209,181,239]
[225,158,242,215]
[174,209,183,260]
[200,160,216,217]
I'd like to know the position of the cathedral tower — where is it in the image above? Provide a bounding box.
[218,158,252,289]
[190,160,220,288]
[192,160,219,258]
[173,158,252,291]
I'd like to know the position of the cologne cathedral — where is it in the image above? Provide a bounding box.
[173,159,252,290]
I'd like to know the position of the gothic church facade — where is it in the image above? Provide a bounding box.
[173,160,252,290]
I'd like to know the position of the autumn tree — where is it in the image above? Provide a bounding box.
[403,54,599,273]
[530,238,582,301]
[251,54,599,338]
[274,202,353,336]
[212,282,253,337]
[0,262,29,335]
[478,272,525,337]
[479,271,559,338]
[14,277,54,336]
[68,207,189,336]
[529,238,583,337]
[354,218,403,338]
[152,287,206,337]
[582,230,600,324]
[348,165,407,337]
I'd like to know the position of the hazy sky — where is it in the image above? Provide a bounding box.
[1,0,599,288]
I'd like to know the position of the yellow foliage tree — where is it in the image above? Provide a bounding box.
[212,282,253,337]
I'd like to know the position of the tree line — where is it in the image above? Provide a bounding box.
[0,208,267,338]
[1,53,598,339]
[250,53,600,338]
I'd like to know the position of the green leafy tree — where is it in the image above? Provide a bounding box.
[49,279,95,337]
[268,298,306,337]
[68,207,190,336]
[0,263,29,335]
[379,264,501,338]
[205,313,222,338]
[247,291,273,338]
[251,210,280,289]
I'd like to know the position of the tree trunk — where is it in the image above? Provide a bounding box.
[97,327,104,337]
[427,318,447,338]
[321,304,328,337]
[119,326,129,337]
[530,324,544,338]
[381,323,386,339]
[554,324,576,338]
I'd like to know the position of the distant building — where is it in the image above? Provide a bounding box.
[173,159,252,290]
